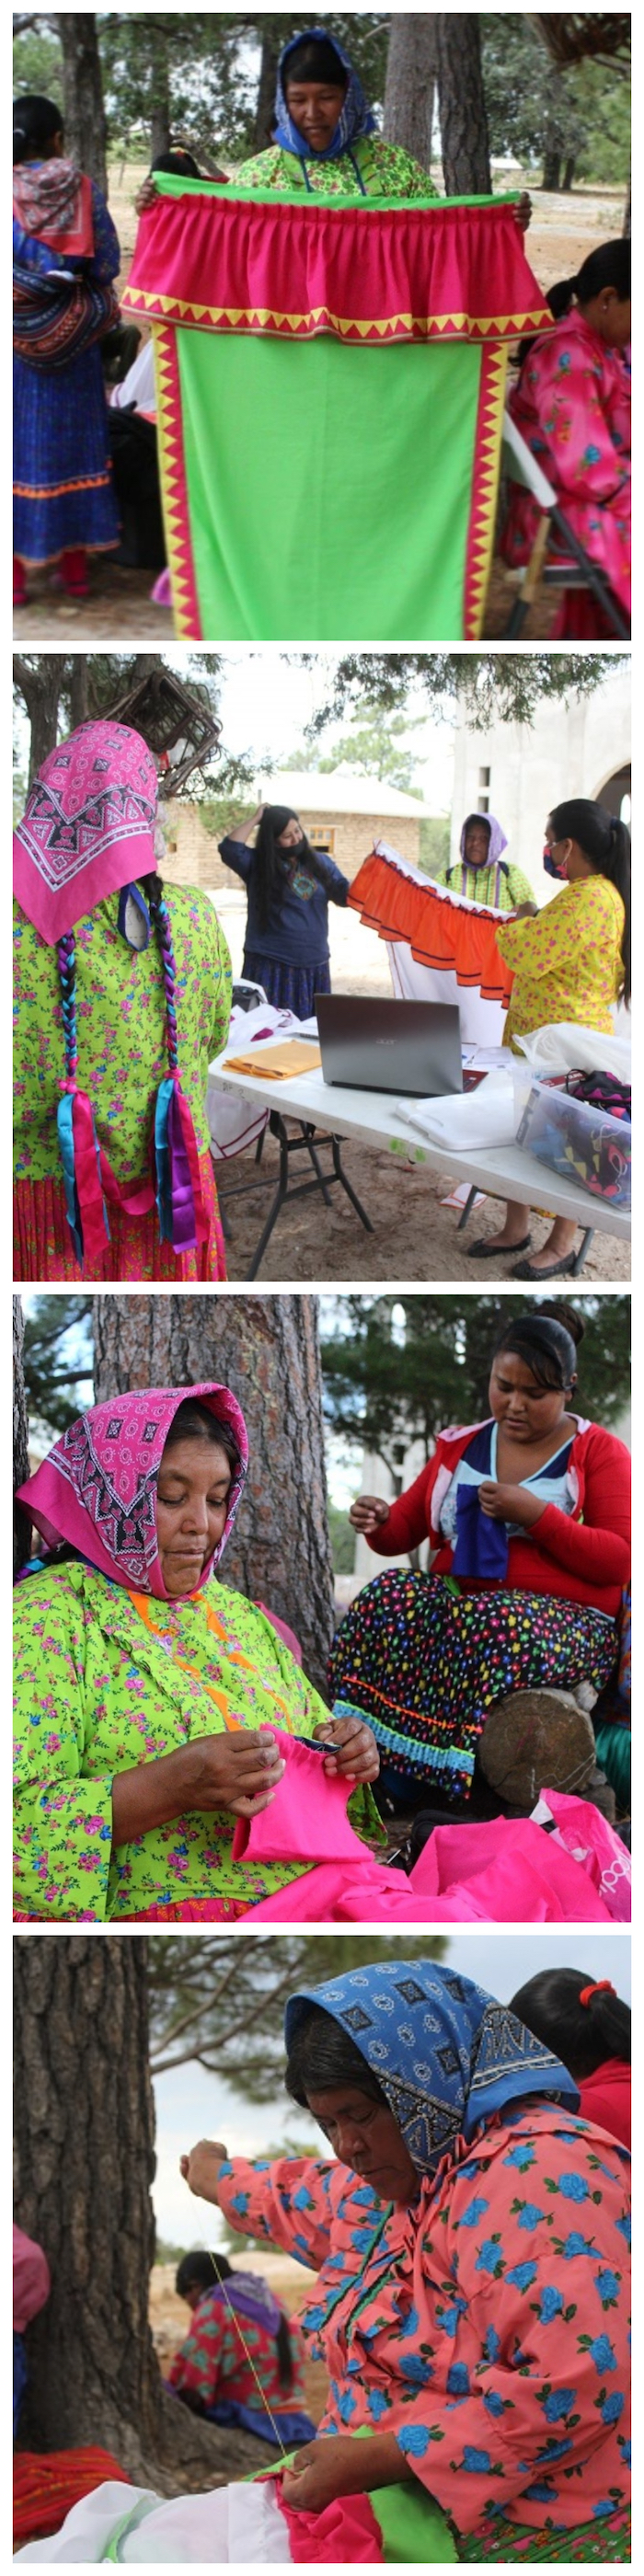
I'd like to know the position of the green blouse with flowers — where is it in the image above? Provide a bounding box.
[13,882,231,1189]
[235,136,439,201]
[13,1563,379,1921]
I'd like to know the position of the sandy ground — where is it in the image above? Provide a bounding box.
[13,180,625,644]
[150,2256,328,2424]
[212,891,630,1287]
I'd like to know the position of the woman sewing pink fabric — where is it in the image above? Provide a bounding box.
[502,238,630,637]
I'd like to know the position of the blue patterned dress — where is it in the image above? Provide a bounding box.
[13,178,121,565]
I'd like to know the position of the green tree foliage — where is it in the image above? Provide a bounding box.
[13,651,251,796]
[420,814,451,874]
[308,652,627,734]
[481,14,630,190]
[147,1932,445,2087]
[321,1294,630,1489]
[328,1500,357,1576]
[313,716,425,798]
[22,1294,93,1443]
[98,12,388,163]
[13,26,64,109]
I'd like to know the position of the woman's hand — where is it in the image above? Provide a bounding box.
[349,1494,390,1535]
[111,1730,285,1847]
[282,2431,406,2513]
[312,1714,380,1786]
[512,902,538,918]
[179,2140,229,2202]
[515,190,532,234]
[477,1479,546,1527]
[134,178,159,216]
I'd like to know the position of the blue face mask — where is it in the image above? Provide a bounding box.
[543,845,567,881]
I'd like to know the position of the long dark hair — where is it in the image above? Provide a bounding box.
[516,237,630,366]
[175,2248,293,2388]
[14,94,63,165]
[549,798,631,1005]
[252,806,331,934]
[510,1968,630,2082]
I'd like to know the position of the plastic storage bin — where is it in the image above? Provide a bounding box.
[513,1070,631,1208]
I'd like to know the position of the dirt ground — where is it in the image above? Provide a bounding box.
[13,180,625,645]
[150,2256,328,2425]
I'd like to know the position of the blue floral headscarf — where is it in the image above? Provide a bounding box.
[285,1960,580,2177]
[273,27,377,163]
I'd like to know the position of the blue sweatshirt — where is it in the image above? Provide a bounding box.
[219,836,350,966]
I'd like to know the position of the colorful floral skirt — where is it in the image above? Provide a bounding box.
[460,2504,630,2560]
[328,1572,616,1804]
[243,949,331,1019]
[13,1152,226,1284]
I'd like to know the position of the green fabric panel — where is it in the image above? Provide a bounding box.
[156,171,520,210]
[375,2478,458,2562]
[176,328,481,641]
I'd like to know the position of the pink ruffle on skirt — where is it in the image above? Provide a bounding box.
[13,1152,226,1282]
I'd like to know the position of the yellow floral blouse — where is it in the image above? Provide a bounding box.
[497,876,625,1052]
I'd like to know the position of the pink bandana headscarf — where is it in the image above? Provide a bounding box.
[16,1382,248,1602]
[13,719,158,945]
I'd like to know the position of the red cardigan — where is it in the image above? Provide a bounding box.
[367,1418,630,1617]
[578,2061,631,2152]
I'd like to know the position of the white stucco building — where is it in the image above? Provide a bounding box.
[451,666,631,903]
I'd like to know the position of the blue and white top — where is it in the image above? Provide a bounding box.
[439,1418,575,1547]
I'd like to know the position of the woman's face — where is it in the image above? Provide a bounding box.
[155,1435,232,1595]
[306,2081,419,2202]
[284,79,347,149]
[464,822,491,868]
[276,817,304,849]
[489,1350,571,1442]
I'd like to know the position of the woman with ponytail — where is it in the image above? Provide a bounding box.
[220,800,350,1016]
[13,94,121,606]
[502,239,630,637]
[510,1968,630,2150]
[13,720,232,1280]
[470,798,630,1276]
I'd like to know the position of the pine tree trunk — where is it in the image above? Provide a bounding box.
[92,1295,335,1695]
[383,14,436,167]
[13,1296,31,1578]
[254,27,283,148]
[542,147,563,190]
[14,1938,281,2489]
[436,14,491,195]
[562,154,576,191]
[55,13,108,197]
[14,655,67,779]
[149,29,171,162]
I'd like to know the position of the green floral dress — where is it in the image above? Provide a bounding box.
[235,136,439,201]
[13,1564,376,1921]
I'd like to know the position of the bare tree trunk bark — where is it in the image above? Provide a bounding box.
[92,1294,335,1694]
[13,1296,31,1578]
[254,26,283,148]
[14,654,68,779]
[436,14,491,195]
[55,13,108,197]
[149,28,171,162]
[14,1938,281,2489]
[383,14,436,168]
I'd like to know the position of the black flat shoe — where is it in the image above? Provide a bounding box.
[466,1234,531,1259]
[511,1253,574,1280]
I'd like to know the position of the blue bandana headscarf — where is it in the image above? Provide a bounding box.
[273,26,377,164]
[285,1960,580,2177]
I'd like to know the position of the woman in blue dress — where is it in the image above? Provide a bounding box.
[219,800,350,1018]
[13,92,121,604]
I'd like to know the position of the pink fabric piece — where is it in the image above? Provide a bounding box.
[276,2479,383,2561]
[258,1603,303,1663]
[245,1801,617,1923]
[14,2225,51,2332]
[540,1788,631,1922]
[16,1380,248,1602]
[232,1731,366,1864]
[13,721,158,945]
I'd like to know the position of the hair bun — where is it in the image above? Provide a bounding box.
[538,1299,585,1348]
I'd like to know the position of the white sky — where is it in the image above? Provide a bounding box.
[154,1927,630,2245]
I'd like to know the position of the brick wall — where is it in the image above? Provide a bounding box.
[159,799,420,891]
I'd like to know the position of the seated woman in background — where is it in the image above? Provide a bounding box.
[13,93,121,606]
[13,1381,379,1922]
[219,800,349,1018]
[331,1306,630,1814]
[20,1959,630,2563]
[13,720,232,1282]
[168,2249,316,2445]
[510,1965,631,2151]
[502,239,630,638]
[476,797,630,1279]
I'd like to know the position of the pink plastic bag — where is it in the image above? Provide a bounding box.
[535,1788,631,1922]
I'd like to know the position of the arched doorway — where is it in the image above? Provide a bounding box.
[594,763,631,825]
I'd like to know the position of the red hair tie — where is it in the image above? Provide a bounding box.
[579,1980,615,2006]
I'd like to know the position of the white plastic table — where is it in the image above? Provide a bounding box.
[209,1041,630,1278]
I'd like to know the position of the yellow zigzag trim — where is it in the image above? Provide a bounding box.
[467,345,508,639]
[122,284,549,342]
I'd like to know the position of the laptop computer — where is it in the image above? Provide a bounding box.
[315,995,463,1097]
